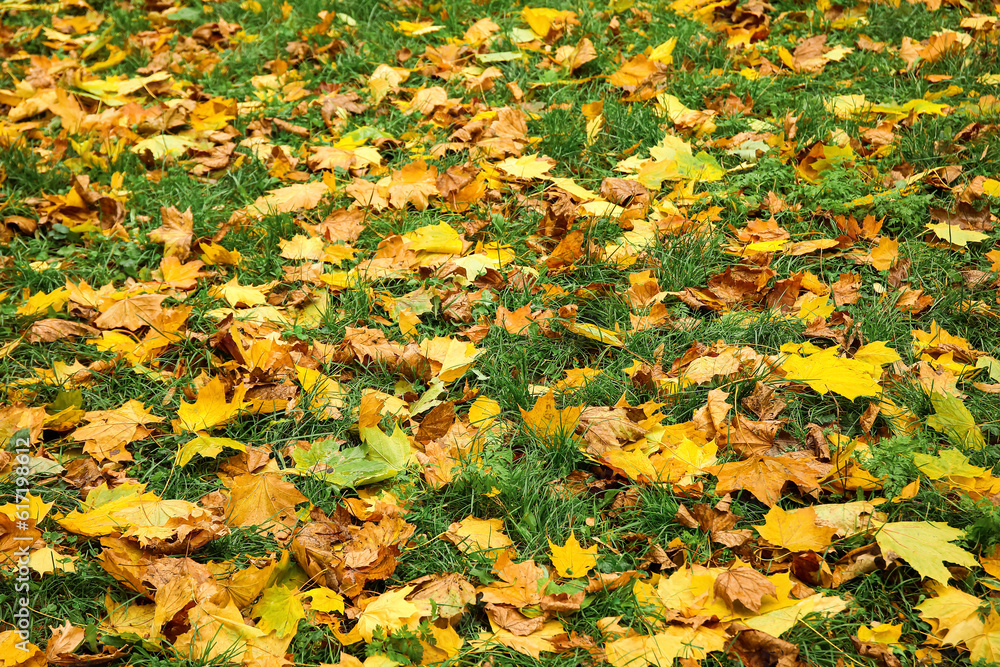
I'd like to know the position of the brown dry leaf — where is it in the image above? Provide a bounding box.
[26,319,99,343]
[148,206,194,260]
[94,294,169,330]
[707,455,831,506]
[728,625,800,667]
[72,400,163,463]
[714,567,777,613]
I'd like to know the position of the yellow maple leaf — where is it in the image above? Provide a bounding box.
[421,336,481,384]
[94,294,168,331]
[927,392,986,450]
[548,531,598,578]
[279,234,326,260]
[519,390,583,445]
[403,222,463,258]
[650,37,678,64]
[0,493,53,523]
[209,277,274,308]
[199,242,243,266]
[857,622,903,645]
[224,472,307,530]
[925,222,989,247]
[445,516,514,562]
[969,610,1000,663]
[781,346,881,400]
[754,506,837,552]
[305,587,345,614]
[189,98,236,132]
[17,287,69,317]
[113,498,211,545]
[495,153,555,180]
[175,377,248,432]
[522,7,577,40]
[794,294,834,322]
[176,434,246,467]
[157,256,207,290]
[245,181,328,218]
[853,341,901,370]
[0,632,43,666]
[915,582,987,646]
[874,521,979,584]
[866,237,898,271]
[395,20,444,36]
[58,483,159,537]
[295,365,347,419]
[251,585,305,638]
[355,586,430,642]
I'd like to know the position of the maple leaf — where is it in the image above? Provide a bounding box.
[304,587,345,614]
[148,206,194,260]
[156,256,208,290]
[279,234,326,260]
[548,532,598,578]
[72,400,163,462]
[927,392,985,449]
[606,625,729,667]
[608,53,660,89]
[94,294,168,331]
[58,483,159,537]
[113,498,213,545]
[925,222,989,247]
[495,154,555,179]
[781,346,881,400]
[199,242,243,266]
[473,619,566,658]
[355,586,429,642]
[968,610,1000,664]
[402,222,463,258]
[708,455,831,506]
[522,6,577,41]
[245,181,328,218]
[714,566,777,613]
[0,632,44,667]
[519,390,583,445]
[17,287,69,317]
[295,365,347,419]
[224,473,307,530]
[176,434,246,467]
[445,516,514,562]
[874,521,979,584]
[420,336,481,384]
[251,585,305,638]
[208,277,273,308]
[175,377,248,432]
[754,506,837,553]
[0,493,53,523]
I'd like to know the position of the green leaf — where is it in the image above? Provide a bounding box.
[874,521,978,584]
[359,423,410,482]
[927,393,985,450]
[251,585,305,638]
[48,389,83,414]
[291,439,390,487]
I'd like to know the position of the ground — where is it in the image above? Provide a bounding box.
[1,0,1000,666]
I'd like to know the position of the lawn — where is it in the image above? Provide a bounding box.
[1,0,1000,665]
